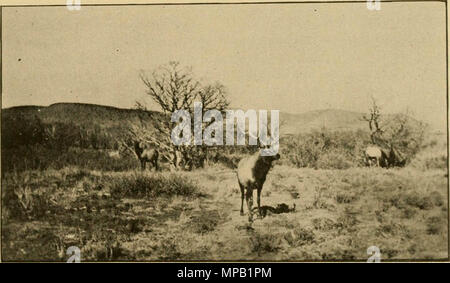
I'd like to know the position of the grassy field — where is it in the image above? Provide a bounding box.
[2,162,447,261]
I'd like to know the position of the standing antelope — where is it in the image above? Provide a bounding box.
[134,141,159,171]
[237,149,280,222]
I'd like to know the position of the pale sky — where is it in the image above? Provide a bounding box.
[1,3,447,130]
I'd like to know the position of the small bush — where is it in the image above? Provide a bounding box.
[2,181,58,221]
[377,223,397,236]
[312,187,335,210]
[426,216,444,235]
[335,192,359,204]
[382,247,399,259]
[402,207,417,219]
[292,227,316,246]
[187,210,221,234]
[284,227,316,247]
[312,218,335,231]
[321,248,358,260]
[430,191,444,207]
[82,230,126,261]
[411,154,447,170]
[109,173,201,199]
[157,236,183,260]
[249,232,281,255]
[316,152,353,170]
[335,213,358,233]
[404,193,434,210]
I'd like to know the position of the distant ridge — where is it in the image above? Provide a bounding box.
[2,103,163,130]
[2,102,425,135]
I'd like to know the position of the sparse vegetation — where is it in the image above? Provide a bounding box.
[2,160,447,261]
[109,173,202,199]
[1,101,447,261]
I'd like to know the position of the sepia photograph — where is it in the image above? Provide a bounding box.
[0,0,448,263]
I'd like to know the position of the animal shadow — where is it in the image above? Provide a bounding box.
[252,203,296,218]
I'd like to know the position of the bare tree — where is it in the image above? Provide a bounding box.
[139,62,200,114]
[198,82,229,112]
[382,109,426,159]
[362,97,384,145]
[362,97,426,164]
[125,62,229,170]
[195,82,230,167]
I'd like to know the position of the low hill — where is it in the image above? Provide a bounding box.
[280,109,368,135]
[2,103,163,130]
[2,102,426,136]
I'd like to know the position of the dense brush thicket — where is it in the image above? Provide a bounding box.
[280,129,371,169]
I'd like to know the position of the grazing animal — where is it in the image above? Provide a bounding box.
[365,146,384,167]
[364,146,389,167]
[237,149,280,222]
[134,141,159,171]
[365,145,406,168]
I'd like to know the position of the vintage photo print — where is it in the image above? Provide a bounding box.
[0,0,448,263]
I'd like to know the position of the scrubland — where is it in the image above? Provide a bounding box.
[2,110,447,261]
[2,161,447,261]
